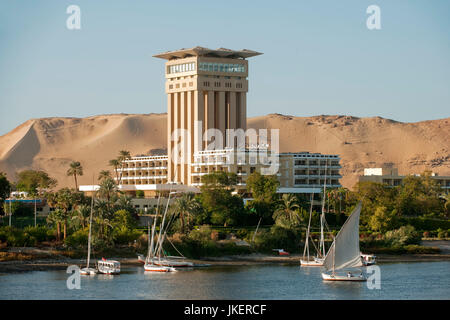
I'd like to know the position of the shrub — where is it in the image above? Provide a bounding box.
[136,190,145,198]
[0,226,37,246]
[385,225,421,247]
[253,225,301,253]
[23,226,53,242]
[404,245,440,254]
[64,228,88,248]
[187,225,213,242]
[437,228,448,239]
[113,228,142,245]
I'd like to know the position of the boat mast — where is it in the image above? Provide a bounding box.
[86,175,95,269]
[319,161,328,258]
[147,193,161,263]
[303,192,314,261]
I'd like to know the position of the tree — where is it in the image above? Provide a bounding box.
[17,170,57,227]
[198,172,243,227]
[72,204,91,229]
[246,172,279,203]
[98,170,111,182]
[0,172,11,215]
[98,177,118,204]
[273,194,300,229]
[245,172,279,224]
[66,161,83,190]
[16,170,57,195]
[108,159,120,182]
[368,206,398,233]
[55,188,76,239]
[172,192,201,233]
[47,208,65,241]
[117,150,131,184]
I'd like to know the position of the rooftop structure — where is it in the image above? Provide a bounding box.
[153,46,262,60]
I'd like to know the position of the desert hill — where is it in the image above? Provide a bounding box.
[0,113,449,189]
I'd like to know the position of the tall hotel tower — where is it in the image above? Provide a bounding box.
[80,47,342,199]
[153,47,263,185]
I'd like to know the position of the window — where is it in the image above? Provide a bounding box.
[167,62,196,74]
[198,62,245,73]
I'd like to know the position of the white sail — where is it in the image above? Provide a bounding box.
[323,202,363,272]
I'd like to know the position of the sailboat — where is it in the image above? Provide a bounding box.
[321,201,366,281]
[300,165,329,267]
[144,192,177,272]
[80,180,97,275]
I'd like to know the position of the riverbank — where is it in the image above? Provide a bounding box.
[1,251,449,273]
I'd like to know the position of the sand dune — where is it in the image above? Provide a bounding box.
[0,113,448,189]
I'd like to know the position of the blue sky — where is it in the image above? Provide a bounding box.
[0,0,449,136]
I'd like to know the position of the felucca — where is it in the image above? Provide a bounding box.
[300,165,329,267]
[321,201,366,281]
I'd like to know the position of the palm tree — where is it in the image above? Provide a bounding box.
[273,194,300,228]
[108,159,120,182]
[47,208,64,241]
[94,198,114,241]
[98,170,111,182]
[98,177,118,204]
[117,150,131,184]
[67,161,83,190]
[172,192,200,233]
[115,194,135,213]
[72,204,90,229]
[56,188,75,239]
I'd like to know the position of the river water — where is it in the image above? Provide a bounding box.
[1,261,449,299]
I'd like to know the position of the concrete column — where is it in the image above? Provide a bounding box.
[187,91,193,185]
[173,92,180,182]
[206,91,215,150]
[229,91,237,131]
[194,90,204,153]
[241,92,247,131]
[167,93,173,182]
[180,91,186,184]
[218,91,226,149]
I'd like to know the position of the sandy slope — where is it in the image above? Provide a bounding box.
[0,113,448,189]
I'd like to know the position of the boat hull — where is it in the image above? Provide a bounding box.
[300,259,323,267]
[152,260,194,267]
[321,272,366,281]
[144,264,177,272]
[80,267,97,275]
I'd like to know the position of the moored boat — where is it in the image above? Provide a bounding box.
[321,202,366,282]
[144,263,177,272]
[97,258,120,274]
[361,253,377,266]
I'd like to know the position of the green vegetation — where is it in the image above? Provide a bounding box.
[66,161,83,190]
[0,172,11,215]
[1,165,448,260]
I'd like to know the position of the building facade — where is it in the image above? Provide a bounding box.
[359,167,450,189]
[153,47,262,185]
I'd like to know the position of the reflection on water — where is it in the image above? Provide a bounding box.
[0,262,449,300]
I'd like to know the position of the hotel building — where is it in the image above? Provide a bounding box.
[80,47,342,197]
[359,167,450,189]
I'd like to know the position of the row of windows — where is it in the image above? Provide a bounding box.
[202,81,242,88]
[167,62,196,74]
[198,62,245,73]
